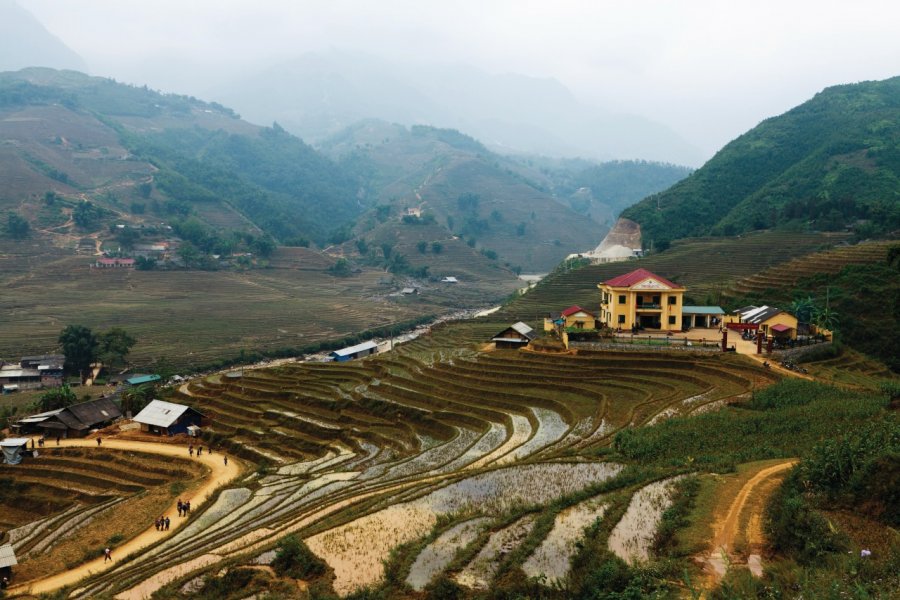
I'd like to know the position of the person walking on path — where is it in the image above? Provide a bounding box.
[198,446,202,456]
[177,499,183,517]
[224,455,228,466]
[97,437,102,447]
[56,436,60,445]
[184,500,190,515]
[104,547,112,562]
[164,516,170,531]
[189,445,194,457]
[154,517,160,531]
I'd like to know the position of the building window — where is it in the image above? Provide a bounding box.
[668,296,677,305]
[618,314,625,324]
[618,295,626,304]
[668,316,676,325]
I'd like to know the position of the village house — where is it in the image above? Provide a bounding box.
[12,397,123,438]
[730,305,799,340]
[0,354,64,392]
[133,399,203,436]
[544,306,600,332]
[491,322,536,349]
[598,268,686,331]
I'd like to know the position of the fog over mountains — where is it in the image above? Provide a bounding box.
[210,51,703,165]
[0,0,86,73]
[3,0,701,165]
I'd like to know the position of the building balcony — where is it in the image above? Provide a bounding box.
[636,304,662,310]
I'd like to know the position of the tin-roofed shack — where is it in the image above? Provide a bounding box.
[1,438,30,465]
[0,542,18,580]
[491,322,537,349]
[330,341,378,362]
[133,400,203,436]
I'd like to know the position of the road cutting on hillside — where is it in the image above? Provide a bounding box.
[10,437,242,597]
[700,459,798,587]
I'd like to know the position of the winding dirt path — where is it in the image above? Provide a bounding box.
[702,459,797,584]
[10,437,242,597]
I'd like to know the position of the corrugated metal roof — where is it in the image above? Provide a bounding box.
[331,341,378,358]
[510,322,535,337]
[682,306,725,315]
[133,400,192,428]
[740,305,785,324]
[126,374,161,385]
[66,397,122,428]
[0,543,18,568]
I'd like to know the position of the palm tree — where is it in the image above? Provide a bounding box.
[789,296,816,325]
[813,305,839,333]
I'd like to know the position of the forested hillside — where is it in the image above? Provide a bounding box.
[0,68,361,245]
[623,76,900,249]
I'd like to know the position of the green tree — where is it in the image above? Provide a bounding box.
[271,535,327,579]
[328,258,351,276]
[44,191,57,205]
[789,296,816,325]
[58,325,99,380]
[99,327,137,369]
[116,227,141,249]
[251,236,276,258]
[40,384,77,411]
[380,242,394,260]
[73,201,99,229]
[177,242,201,267]
[431,241,443,254]
[5,212,30,239]
[813,305,839,333]
[416,240,428,254]
[356,238,369,255]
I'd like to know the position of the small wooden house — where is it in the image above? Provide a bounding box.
[133,400,203,436]
[491,322,536,349]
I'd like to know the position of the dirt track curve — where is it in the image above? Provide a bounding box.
[702,459,798,585]
[10,437,241,597]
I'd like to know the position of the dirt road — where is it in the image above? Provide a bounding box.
[11,437,241,597]
[702,459,797,583]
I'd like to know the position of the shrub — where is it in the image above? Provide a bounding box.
[271,535,327,580]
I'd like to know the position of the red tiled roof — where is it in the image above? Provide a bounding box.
[561,305,594,317]
[602,268,681,289]
[770,324,792,332]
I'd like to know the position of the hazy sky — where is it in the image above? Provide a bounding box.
[20,0,900,157]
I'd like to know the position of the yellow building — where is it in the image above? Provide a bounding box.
[544,306,598,331]
[598,268,686,331]
[733,306,799,340]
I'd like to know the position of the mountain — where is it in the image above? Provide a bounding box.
[0,68,361,245]
[211,50,703,166]
[0,1,87,73]
[622,77,900,249]
[322,121,606,273]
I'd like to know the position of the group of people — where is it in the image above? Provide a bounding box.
[188,443,211,457]
[176,499,192,517]
[154,515,171,531]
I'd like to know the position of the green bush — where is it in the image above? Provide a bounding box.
[271,535,327,580]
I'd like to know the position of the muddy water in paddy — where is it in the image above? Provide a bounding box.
[522,498,607,582]
[455,514,537,589]
[406,517,492,590]
[307,462,622,594]
[607,476,683,564]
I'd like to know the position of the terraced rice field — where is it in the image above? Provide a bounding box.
[729,240,895,296]
[29,321,780,598]
[0,447,204,582]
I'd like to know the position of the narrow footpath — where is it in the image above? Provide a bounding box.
[11,437,242,597]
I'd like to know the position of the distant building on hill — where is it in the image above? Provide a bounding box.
[491,322,536,349]
[598,268,685,331]
[94,257,135,268]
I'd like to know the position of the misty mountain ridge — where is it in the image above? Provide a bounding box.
[0,0,87,73]
[210,50,704,166]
